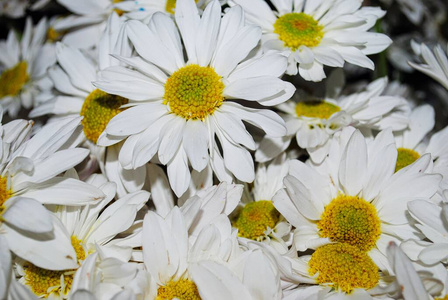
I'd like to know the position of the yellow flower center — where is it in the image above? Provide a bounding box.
[318,195,381,252]
[80,89,128,143]
[395,148,420,172]
[233,200,280,241]
[0,176,12,216]
[24,236,86,298]
[165,0,199,14]
[164,65,224,120]
[156,279,201,300]
[113,0,125,16]
[435,296,448,300]
[273,13,324,50]
[295,101,340,120]
[47,27,63,42]
[308,243,379,294]
[0,61,29,98]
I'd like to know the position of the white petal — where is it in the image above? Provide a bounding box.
[183,120,209,171]
[338,130,367,196]
[4,215,78,270]
[3,197,53,233]
[22,177,105,205]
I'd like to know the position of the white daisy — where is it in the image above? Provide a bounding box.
[272,127,441,276]
[409,42,448,90]
[30,23,144,197]
[256,75,411,164]
[0,116,105,273]
[0,17,55,117]
[140,205,241,299]
[391,104,448,194]
[190,249,282,300]
[232,154,292,252]
[229,0,392,81]
[95,0,294,196]
[16,173,149,299]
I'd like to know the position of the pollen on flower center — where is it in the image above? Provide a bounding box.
[233,200,280,241]
[295,101,340,120]
[308,243,379,294]
[0,61,29,98]
[164,64,224,120]
[112,0,125,16]
[273,13,324,50]
[395,148,420,172]
[80,89,128,143]
[318,195,381,251]
[0,176,12,216]
[24,236,86,297]
[156,279,201,300]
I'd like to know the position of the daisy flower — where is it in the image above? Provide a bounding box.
[229,0,392,81]
[0,116,106,272]
[231,154,292,251]
[16,173,149,299]
[272,127,441,279]
[256,75,410,164]
[141,205,242,299]
[190,249,282,300]
[409,42,448,90]
[30,21,144,197]
[0,17,55,117]
[95,0,295,196]
[390,104,448,195]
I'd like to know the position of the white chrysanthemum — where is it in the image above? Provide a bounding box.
[232,154,292,251]
[273,127,441,275]
[30,17,145,197]
[282,241,441,299]
[190,249,282,300]
[0,116,106,276]
[94,0,294,196]
[409,42,448,90]
[15,173,149,299]
[256,76,410,164]
[229,0,392,81]
[140,205,242,299]
[0,18,55,117]
[391,105,448,194]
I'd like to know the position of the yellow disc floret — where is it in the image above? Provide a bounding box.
[435,295,448,300]
[395,148,420,172]
[309,243,379,294]
[296,101,340,120]
[164,65,224,120]
[156,279,201,300]
[318,195,381,252]
[80,89,128,143]
[0,176,12,216]
[274,13,324,50]
[47,27,63,42]
[24,236,86,298]
[234,200,280,241]
[0,61,29,98]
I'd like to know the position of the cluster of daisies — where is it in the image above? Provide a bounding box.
[0,0,447,299]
